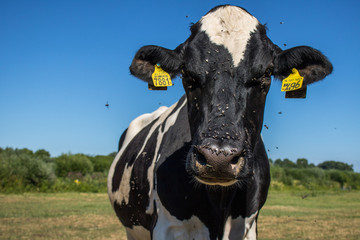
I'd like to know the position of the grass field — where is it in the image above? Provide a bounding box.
[0,191,359,240]
[258,191,360,240]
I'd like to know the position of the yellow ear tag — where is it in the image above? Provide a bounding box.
[152,64,173,87]
[281,68,304,92]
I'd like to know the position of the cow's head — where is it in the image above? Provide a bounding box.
[129,5,332,186]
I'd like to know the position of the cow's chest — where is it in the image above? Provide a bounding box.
[153,205,210,239]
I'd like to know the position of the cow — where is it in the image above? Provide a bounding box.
[108,5,332,240]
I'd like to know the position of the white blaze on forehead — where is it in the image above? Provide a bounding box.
[200,6,259,67]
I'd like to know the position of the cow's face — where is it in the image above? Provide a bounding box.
[129,5,332,186]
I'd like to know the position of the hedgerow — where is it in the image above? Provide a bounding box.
[0,147,115,193]
[0,147,359,193]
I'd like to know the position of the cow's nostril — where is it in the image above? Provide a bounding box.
[194,151,207,166]
[230,157,239,165]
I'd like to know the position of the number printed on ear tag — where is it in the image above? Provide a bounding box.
[152,65,173,87]
[281,68,304,92]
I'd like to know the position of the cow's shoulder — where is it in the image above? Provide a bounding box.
[120,105,168,152]
[108,96,190,234]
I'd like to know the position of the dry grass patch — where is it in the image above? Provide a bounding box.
[258,191,360,240]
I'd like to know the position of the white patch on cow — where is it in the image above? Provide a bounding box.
[109,98,190,239]
[145,99,187,212]
[223,215,243,240]
[223,216,233,240]
[134,103,178,160]
[151,189,210,240]
[107,151,122,205]
[113,162,135,205]
[222,211,258,240]
[123,100,209,240]
[244,211,258,240]
[125,225,151,240]
[144,153,160,215]
[123,106,168,149]
[108,106,168,205]
[200,5,259,67]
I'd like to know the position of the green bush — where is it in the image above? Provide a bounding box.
[89,155,113,173]
[270,166,285,180]
[318,161,353,171]
[349,172,360,189]
[328,170,352,188]
[54,154,93,177]
[49,174,107,193]
[0,147,55,192]
[1,147,359,193]
[0,148,113,193]
[286,168,327,186]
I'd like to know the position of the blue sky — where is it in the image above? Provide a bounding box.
[1,0,359,171]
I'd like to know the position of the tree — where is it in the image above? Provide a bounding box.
[296,158,309,168]
[282,158,297,168]
[54,154,94,177]
[274,158,283,167]
[318,161,353,172]
[15,148,33,156]
[0,147,54,189]
[34,149,51,162]
[89,155,113,173]
[108,152,118,158]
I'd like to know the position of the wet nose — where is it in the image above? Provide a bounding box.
[194,145,246,178]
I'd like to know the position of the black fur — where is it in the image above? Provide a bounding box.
[129,45,183,83]
[111,5,333,239]
[273,46,333,84]
[118,128,128,151]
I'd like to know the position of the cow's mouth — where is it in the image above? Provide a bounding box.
[194,176,238,187]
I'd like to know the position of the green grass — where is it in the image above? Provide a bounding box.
[0,191,359,239]
[0,193,126,240]
[258,191,360,240]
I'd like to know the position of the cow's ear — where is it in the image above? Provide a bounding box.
[273,46,333,85]
[129,45,183,83]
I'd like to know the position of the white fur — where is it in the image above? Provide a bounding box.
[145,99,187,207]
[152,189,210,240]
[122,106,168,150]
[108,100,188,240]
[114,162,135,205]
[244,211,258,240]
[222,211,258,240]
[125,225,151,240]
[200,6,259,67]
[107,106,168,205]
[223,216,233,240]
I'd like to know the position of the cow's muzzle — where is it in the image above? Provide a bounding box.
[189,144,249,186]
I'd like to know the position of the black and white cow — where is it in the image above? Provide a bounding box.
[108,5,332,240]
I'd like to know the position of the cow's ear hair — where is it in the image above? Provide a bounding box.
[129,45,183,83]
[273,46,333,85]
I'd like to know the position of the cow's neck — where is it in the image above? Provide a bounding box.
[206,188,237,217]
